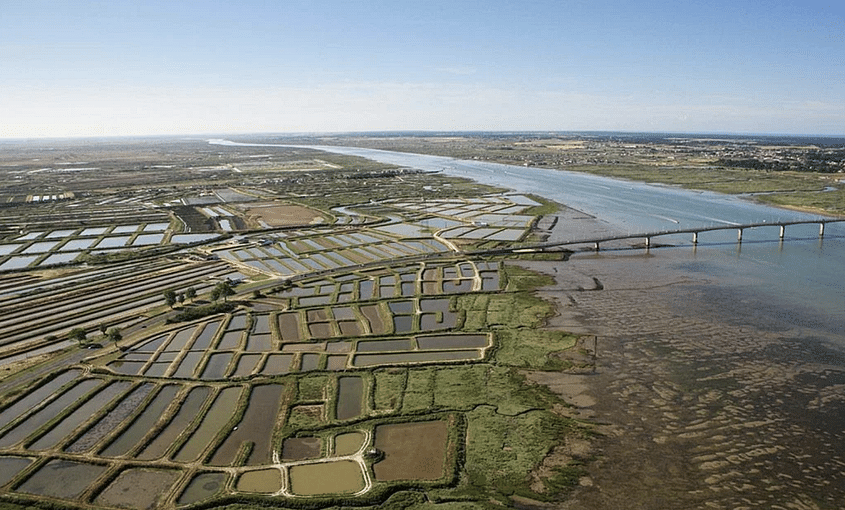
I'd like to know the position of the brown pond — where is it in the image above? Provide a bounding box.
[172,351,204,378]
[360,304,386,334]
[65,383,155,453]
[334,431,365,456]
[307,309,328,322]
[227,313,248,331]
[142,361,171,378]
[192,321,221,350]
[300,353,320,371]
[133,335,168,352]
[326,355,349,371]
[338,321,363,336]
[246,333,273,352]
[373,420,449,481]
[16,459,107,500]
[232,353,263,377]
[353,350,480,367]
[236,468,281,493]
[420,312,457,330]
[289,460,364,496]
[417,334,489,350]
[277,312,301,342]
[166,328,196,351]
[392,315,414,334]
[29,380,133,451]
[178,471,228,505]
[282,436,322,461]
[100,385,180,457]
[308,322,333,339]
[173,386,242,463]
[217,330,243,350]
[107,360,145,375]
[201,352,234,379]
[136,386,212,461]
[336,377,363,420]
[261,353,294,375]
[331,306,356,320]
[0,379,103,449]
[0,369,80,430]
[357,339,413,352]
[358,280,375,300]
[0,456,33,486]
[209,384,286,466]
[94,468,181,510]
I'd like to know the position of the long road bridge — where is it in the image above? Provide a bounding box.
[516,218,845,252]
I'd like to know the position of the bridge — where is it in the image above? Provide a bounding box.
[511,218,845,253]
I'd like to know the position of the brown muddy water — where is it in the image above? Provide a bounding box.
[282,436,322,461]
[100,384,180,457]
[173,386,241,463]
[94,468,180,510]
[178,471,228,505]
[209,383,286,466]
[0,456,33,486]
[521,251,845,509]
[16,458,107,499]
[65,382,155,453]
[334,431,365,456]
[237,468,282,493]
[136,386,212,461]
[289,460,364,496]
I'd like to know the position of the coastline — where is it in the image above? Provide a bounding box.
[519,207,845,508]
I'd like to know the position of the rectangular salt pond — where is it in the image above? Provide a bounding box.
[485,229,525,241]
[132,233,165,246]
[0,244,22,256]
[143,222,170,231]
[80,226,108,236]
[170,233,220,244]
[353,350,481,367]
[21,241,60,253]
[17,231,43,240]
[58,238,97,251]
[111,225,140,234]
[0,255,39,270]
[95,236,131,248]
[417,334,489,350]
[39,252,80,266]
[45,229,76,239]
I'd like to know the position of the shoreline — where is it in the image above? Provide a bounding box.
[517,207,845,508]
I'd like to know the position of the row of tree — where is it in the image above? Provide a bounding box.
[164,281,235,308]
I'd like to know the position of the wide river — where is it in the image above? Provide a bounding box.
[215,140,845,507]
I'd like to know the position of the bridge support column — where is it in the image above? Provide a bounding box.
[692,232,698,244]
[820,223,825,237]
[737,229,743,242]
[779,225,785,239]
[593,242,600,251]
[645,237,651,248]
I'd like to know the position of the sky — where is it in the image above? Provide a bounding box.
[1,0,843,138]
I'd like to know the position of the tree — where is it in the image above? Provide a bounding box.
[185,287,197,302]
[164,289,177,308]
[107,328,122,348]
[69,327,87,344]
[177,292,185,305]
[99,323,108,336]
[212,281,235,302]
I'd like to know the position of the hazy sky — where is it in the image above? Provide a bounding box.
[1,0,843,138]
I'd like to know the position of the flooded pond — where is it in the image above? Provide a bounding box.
[227,313,248,330]
[338,321,363,336]
[95,468,180,510]
[282,436,322,461]
[66,383,155,453]
[289,460,364,496]
[16,459,107,499]
[373,420,449,481]
[132,233,165,246]
[178,471,228,505]
[136,386,212,461]
[417,334,489,350]
[0,456,33,486]
[388,300,414,314]
[326,354,349,370]
[29,380,133,451]
[95,235,131,248]
[202,352,234,379]
[209,384,286,466]
[217,331,243,350]
[232,353,263,377]
[0,370,80,430]
[173,386,242,463]
[237,468,282,493]
[353,350,480,367]
[133,335,168,352]
[0,255,39,271]
[357,339,413,352]
[57,238,97,251]
[336,377,363,420]
[171,233,220,244]
[308,322,333,339]
[100,385,180,457]
[261,353,294,375]
[192,321,220,350]
[172,351,204,378]
[246,333,273,351]
[300,353,320,371]
[0,378,104,449]
[393,315,414,334]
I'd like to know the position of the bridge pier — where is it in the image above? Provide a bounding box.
[820,222,825,237]
[593,242,600,251]
[692,232,698,244]
[737,228,743,243]
[645,236,651,248]
[779,225,785,239]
